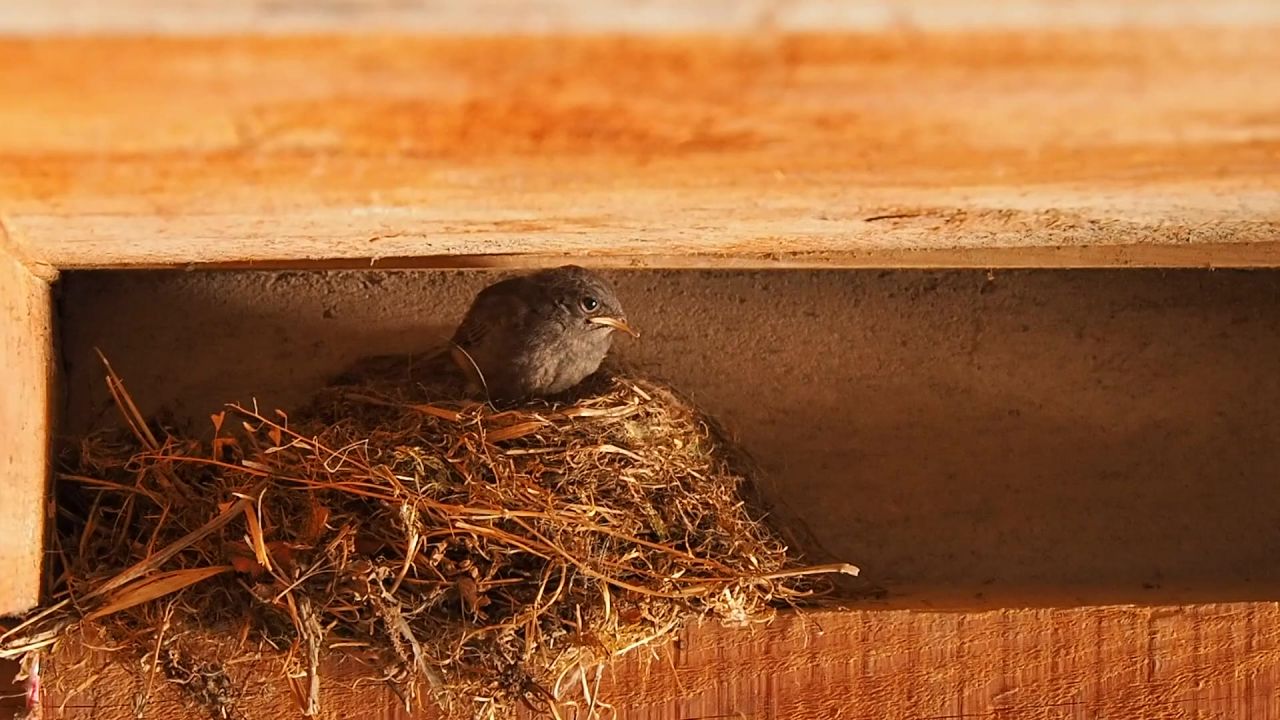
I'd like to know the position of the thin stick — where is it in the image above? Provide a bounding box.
[97,349,191,499]
[755,562,860,581]
[0,599,72,645]
[297,596,323,717]
[136,598,177,718]
[96,349,160,451]
[448,343,490,402]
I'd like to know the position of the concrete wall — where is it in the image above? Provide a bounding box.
[58,268,1280,607]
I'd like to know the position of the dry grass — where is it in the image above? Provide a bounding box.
[0,353,855,719]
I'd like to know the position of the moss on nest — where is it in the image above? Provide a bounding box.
[1,355,855,719]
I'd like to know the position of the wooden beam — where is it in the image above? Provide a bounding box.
[45,243,1280,271]
[44,603,1280,718]
[0,245,53,616]
[1,0,1278,33]
[2,31,1278,270]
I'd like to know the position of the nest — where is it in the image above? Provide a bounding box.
[0,353,856,719]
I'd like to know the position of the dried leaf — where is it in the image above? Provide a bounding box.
[87,566,231,621]
[457,577,480,615]
[266,541,296,574]
[409,404,462,422]
[84,488,259,601]
[484,421,547,443]
[242,504,273,574]
[229,553,261,576]
[302,501,330,543]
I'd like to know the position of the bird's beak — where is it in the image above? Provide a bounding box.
[589,316,639,338]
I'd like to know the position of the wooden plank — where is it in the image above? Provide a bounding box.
[43,603,1280,718]
[0,245,53,616]
[2,0,1279,33]
[2,30,1279,270]
[53,243,1280,271]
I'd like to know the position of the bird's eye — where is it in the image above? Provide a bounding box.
[579,296,599,313]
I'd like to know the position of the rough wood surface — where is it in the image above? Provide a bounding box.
[2,0,1279,33]
[0,247,52,616]
[43,603,1280,719]
[2,30,1279,270]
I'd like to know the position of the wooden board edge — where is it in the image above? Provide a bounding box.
[30,601,1280,718]
[0,246,54,616]
[36,241,1280,272]
[2,0,1278,34]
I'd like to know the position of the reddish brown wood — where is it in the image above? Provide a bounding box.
[0,246,52,616]
[4,17,1280,720]
[40,604,1280,719]
[4,0,1280,34]
[1,31,1278,270]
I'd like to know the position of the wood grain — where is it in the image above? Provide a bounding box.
[0,246,52,616]
[2,0,1279,33]
[2,30,1279,270]
[43,603,1280,719]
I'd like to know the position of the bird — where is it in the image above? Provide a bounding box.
[449,265,638,402]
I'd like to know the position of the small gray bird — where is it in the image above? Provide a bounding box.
[449,266,638,402]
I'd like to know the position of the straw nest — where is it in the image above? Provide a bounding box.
[0,353,856,719]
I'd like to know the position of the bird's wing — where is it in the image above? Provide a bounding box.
[450,276,540,398]
[451,276,531,349]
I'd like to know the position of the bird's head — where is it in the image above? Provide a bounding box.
[535,265,638,339]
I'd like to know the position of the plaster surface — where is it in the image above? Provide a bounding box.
[58,269,1280,607]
